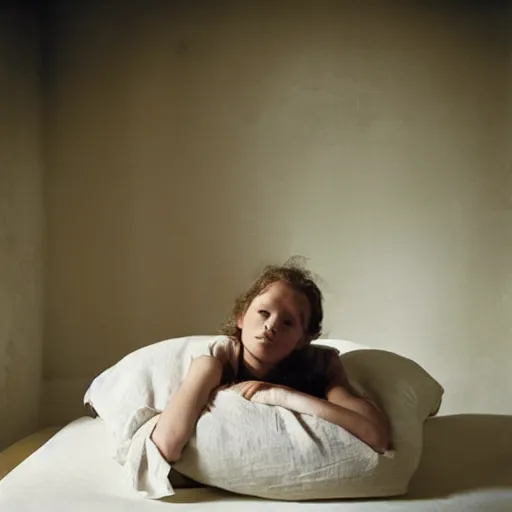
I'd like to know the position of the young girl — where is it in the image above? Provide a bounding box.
[151,263,390,464]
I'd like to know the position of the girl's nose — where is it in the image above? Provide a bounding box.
[265,317,278,333]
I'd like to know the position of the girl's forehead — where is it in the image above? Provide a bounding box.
[255,281,310,320]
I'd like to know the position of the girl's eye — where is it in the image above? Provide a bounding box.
[284,319,294,327]
[258,310,270,318]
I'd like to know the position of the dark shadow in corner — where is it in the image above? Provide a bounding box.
[405,414,512,500]
[164,414,512,504]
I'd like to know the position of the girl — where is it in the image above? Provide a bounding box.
[151,263,390,464]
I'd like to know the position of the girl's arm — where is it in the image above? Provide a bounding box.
[151,356,223,463]
[324,384,390,452]
[235,381,390,453]
[324,355,391,450]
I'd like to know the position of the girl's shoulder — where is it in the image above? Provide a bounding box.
[208,335,242,383]
[299,344,350,388]
[302,343,341,370]
[208,335,241,359]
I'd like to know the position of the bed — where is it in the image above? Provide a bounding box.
[1,414,511,511]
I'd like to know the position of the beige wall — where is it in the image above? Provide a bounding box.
[0,6,43,449]
[43,1,511,425]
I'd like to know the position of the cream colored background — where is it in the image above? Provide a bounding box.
[1,1,511,444]
[0,7,43,449]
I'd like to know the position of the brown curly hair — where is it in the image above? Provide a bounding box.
[221,260,323,345]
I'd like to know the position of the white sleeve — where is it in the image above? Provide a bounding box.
[208,336,241,383]
[123,414,175,499]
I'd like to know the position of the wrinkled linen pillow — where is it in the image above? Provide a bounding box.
[84,337,443,500]
[172,348,443,500]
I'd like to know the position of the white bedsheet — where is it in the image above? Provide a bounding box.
[1,416,511,512]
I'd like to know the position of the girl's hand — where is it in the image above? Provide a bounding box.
[231,380,271,401]
[229,381,290,407]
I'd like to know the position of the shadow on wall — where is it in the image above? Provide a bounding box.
[43,0,293,379]
[42,0,511,424]
[407,414,512,499]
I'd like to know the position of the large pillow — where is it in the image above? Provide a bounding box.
[84,337,443,500]
[172,347,443,500]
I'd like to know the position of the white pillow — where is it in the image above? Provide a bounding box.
[172,346,443,500]
[84,337,443,500]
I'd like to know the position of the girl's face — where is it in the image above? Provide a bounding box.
[236,280,310,376]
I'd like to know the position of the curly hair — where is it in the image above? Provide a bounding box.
[221,259,323,345]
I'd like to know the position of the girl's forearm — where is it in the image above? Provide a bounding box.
[327,387,385,427]
[276,389,389,452]
[152,381,204,461]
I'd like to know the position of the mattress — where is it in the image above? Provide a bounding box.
[1,415,511,512]
[0,427,60,479]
